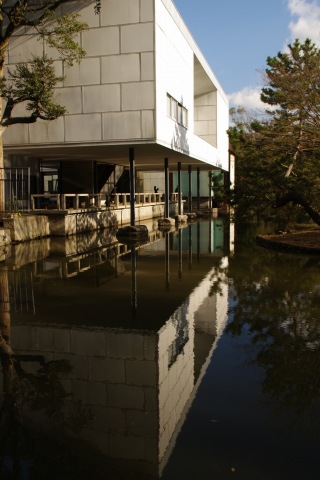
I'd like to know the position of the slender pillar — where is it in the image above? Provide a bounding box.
[188,224,192,269]
[164,158,169,218]
[188,164,192,213]
[178,162,182,215]
[165,232,170,290]
[131,244,137,316]
[197,221,200,261]
[178,227,183,279]
[197,167,200,211]
[209,171,212,208]
[129,147,135,226]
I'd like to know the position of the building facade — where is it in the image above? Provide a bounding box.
[3,0,229,208]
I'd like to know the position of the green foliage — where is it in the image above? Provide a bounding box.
[0,1,91,130]
[1,55,66,124]
[229,39,320,226]
[37,11,88,67]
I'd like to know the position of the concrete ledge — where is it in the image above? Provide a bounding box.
[3,215,49,242]
[0,228,11,246]
[2,202,181,241]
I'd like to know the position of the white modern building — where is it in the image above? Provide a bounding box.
[3,0,229,214]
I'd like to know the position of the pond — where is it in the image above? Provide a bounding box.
[0,218,319,480]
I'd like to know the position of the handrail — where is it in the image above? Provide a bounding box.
[31,192,180,211]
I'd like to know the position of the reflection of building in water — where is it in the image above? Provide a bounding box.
[158,259,228,470]
[7,257,228,478]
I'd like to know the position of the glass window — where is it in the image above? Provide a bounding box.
[171,97,177,120]
[167,93,187,127]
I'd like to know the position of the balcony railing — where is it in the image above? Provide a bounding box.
[31,192,179,211]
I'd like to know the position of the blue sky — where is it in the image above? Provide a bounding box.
[173,0,320,109]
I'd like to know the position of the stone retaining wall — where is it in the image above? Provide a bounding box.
[3,202,180,242]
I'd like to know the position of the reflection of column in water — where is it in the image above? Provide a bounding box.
[0,268,11,342]
[178,228,183,279]
[197,222,200,261]
[188,224,192,269]
[11,270,35,314]
[165,232,170,290]
[209,219,212,254]
[131,245,137,316]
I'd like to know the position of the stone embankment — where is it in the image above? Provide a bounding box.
[256,229,320,254]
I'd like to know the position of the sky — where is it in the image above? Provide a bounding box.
[173,0,320,110]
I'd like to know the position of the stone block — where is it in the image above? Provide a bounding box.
[141,52,154,80]
[107,332,144,359]
[82,26,120,56]
[101,54,140,83]
[11,326,37,352]
[121,23,154,53]
[65,114,102,142]
[83,84,121,113]
[109,435,145,460]
[107,384,144,409]
[101,0,140,26]
[90,357,125,383]
[122,81,155,110]
[103,111,141,140]
[125,359,157,387]
[143,387,158,412]
[71,329,107,356]
[73,379,107,406]
[64,57,101,86]
[143,335,157,361]
[55,87,82,114]
[126,410,158,437]
[140,0,154,22]
[142,110,155,138]
[37,327,71,353]
[91,406,126,434]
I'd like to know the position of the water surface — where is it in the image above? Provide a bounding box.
[1,219,319,479]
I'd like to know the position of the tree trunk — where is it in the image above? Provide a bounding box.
[0,135,4,213]
[274,190,320,226]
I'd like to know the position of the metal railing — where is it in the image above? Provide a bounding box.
[1,167,31,212]
[31,192,179,211]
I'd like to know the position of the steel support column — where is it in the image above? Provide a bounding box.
[178,161,182,215]
[197,167,200,211]
[188,164,192,213]
[164,158,169,218]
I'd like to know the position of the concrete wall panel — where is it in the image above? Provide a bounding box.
[142,110,155,138]
[121,23,154,53]
[101,54,141,83]
[103,112,142,140]
[29,117,65,144]
[82,27,120,57]
[55,87,82,114]
[64,58,101,86]
[65,114,102,142]
[4,124,29,145]
[83,84,121,113]
[122,82,154,110]
[141,52,154,81]
[141,0,154,22]
[101,0,140,26]
[8,33,43,64]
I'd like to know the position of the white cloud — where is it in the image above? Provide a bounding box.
[227,86,265,110]
[288,0,320,44]
[228,1,320,112]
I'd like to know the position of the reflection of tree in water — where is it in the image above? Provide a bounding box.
[227,245,320,431]
[0,269,93,480]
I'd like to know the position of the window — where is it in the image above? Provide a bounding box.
[167,93,188,128]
